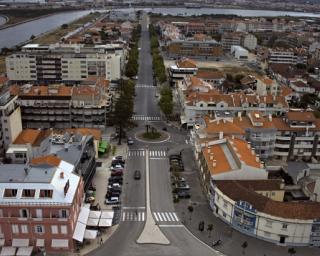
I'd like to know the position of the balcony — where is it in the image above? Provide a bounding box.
[273,150,288,156]
[276,136,291,140]
[275,143,290,148]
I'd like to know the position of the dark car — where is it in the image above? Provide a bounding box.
[169,154,182,160]
[105,190,121,198]
[111,160,125,167]
[134,170,141,180]
[111,170,123,177]
[113,156,125,161]
[176,190,191,198]
[108,177,123,184]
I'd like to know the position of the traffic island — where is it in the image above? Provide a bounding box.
[135,128,170,143]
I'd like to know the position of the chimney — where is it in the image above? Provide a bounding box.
[268,114,272,122]
[210,154,213,160]
[256,155,260,162]
[247,143,251,149]
[208,148,211,153]
[219,131,224,140]
[251,149,255,155]
[60,172,64,179]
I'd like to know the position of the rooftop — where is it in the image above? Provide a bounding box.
[286,111,316,122]
[196,70,225,80]
[215,180,320,220]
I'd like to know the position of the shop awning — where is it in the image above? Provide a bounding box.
[84,229,98,240]
[12,239,29,247]
[51,239,69,248]
[101,210,114,219]
[73,222,86,243]
[89,210,101,219]
[87,217,99,226]
[98,218,112,227]
[16,247,33,256]
[78,206,90,225]
[0,247,16,256]
[36,239,44,247]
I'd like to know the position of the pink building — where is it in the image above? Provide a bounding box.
[0,155,84,254]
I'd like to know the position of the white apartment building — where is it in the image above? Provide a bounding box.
[268,48,307,65]
[0,89,22,158]
[230,45,248,61]
[212,180,320,247]
[6,44,125,83]
[242,34,257,51]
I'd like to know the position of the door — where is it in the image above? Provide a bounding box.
[279,236,286,244]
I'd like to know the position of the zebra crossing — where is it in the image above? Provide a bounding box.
[136,84,155,88]
[132,115,161,121]
[128,149,145,157]
[128,150,167,158]
[149,150,167,158]
[122,210,145,222]
[153,212,180,223]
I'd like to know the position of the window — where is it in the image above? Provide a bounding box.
[11,224,19,234]
[4,189,17,197]
[223,200,228,208]
[22,189,35,198]
[60,225,67,234]
[36,209,42,218]
[39,190,53,198]
[35,225,44,234]
[282,223,288,230]
[59,209,69,218]
[271,192,275,196]
[20,209,29,218]
[222,212,227,218]
[21,225,28,234]
[51,225,58,234]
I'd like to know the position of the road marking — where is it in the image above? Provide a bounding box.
[153,212,180,223]
[154,212,159,222]
[122,206,146,209]
[158,224,184,227]
[165,212,171,221]
[132,115,161,121]
[172,212,179,221]
[122,210,145,222]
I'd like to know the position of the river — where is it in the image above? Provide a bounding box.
[0,10,91,49]
[121,7,320,18]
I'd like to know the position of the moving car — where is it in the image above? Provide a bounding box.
[105,197,120,205]
[127,137,134,145]
[134,170,141,180]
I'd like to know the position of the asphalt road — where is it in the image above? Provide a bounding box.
[89,13,222,256]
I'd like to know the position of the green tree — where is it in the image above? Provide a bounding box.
[159,86,173,117]
[112,80,135,145]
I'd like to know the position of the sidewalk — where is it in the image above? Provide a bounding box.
[56,143,128,256]
[173,147,320,256]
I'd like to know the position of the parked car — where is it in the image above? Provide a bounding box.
[105,197,120,205]
[111,160,125,167]
[105,190,121,199]
[111,170,123,177]
[108,183,121,190]
[134,170,141,180]
[111,164,123,170]
[176,190,191,198]
[169,154,181,160]
[108,177,123,184]
[113,156,125,161]
[127,137,134,145]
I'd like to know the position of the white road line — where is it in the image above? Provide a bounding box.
[161,212,167,221]
[138,212,141,221]
[122,212,126,221]
[165,212,171,221]
[172,212,179,221]
[142,212,145,221]
[168,212,174,221]
[158,224,184,227]
[157,212,163,222]
[122,206,146,209]
[153,212,159,222]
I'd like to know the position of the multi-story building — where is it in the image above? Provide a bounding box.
[0,157,84,253]
[194,136,267,197]
[221,33,242,51]
[167,39,223,58]
[0,88,22,158]
[6,43,125,83]
[11,78,112,129]
[6,130,96,190]
[242,33,258,51]
[168,58,198,86]
[212,179,320,247]
[180,89,289,128]
[273,111,320,161]
[268,48,308,65]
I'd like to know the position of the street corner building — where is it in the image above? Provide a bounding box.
[0,158,85,254]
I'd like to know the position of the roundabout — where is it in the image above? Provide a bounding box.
[135,128,170,143]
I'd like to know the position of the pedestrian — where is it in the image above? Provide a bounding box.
[100,237,103,245]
